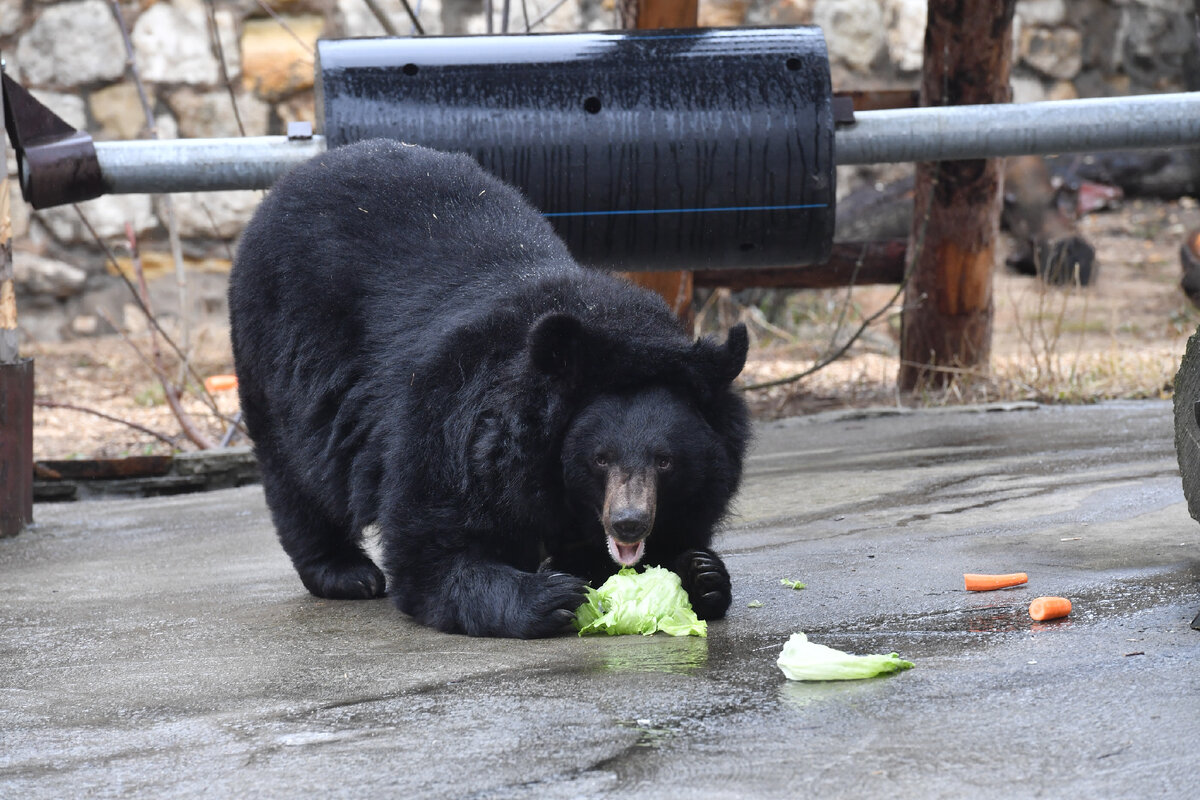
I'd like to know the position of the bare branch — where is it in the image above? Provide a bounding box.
[122,225,218,450]
[70,206,226,421]
[34,399,180,448]
[203,0,247,138]
[255,0,317,55]
[527,0,571,29]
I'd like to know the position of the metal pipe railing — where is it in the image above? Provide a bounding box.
[76,91,1200,195]
[835,92,1200,165]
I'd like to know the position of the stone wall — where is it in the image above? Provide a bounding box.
[2,0,1193,341]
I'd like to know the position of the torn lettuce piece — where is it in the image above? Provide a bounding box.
[777,632,913,681]
[780,579,806,590]
[574,566,707,637]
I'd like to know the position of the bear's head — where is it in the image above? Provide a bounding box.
[530,313,750,567]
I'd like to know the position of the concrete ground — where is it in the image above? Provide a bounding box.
[2,400,1198,798]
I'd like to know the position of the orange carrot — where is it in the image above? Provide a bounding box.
[1029,596,1072,621]
[963,572,1028,591]
[204,374,238,393]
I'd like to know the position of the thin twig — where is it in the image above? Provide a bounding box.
[740,284,907,392]
[70,207,229,424]
[109,0,192,394]
[361,0,401,35]
[527,0,571,29]
[121,226,217,450]
[203,0,246,138]
[34,399,180,448]
[108,2,155,136]
[398,0,425,34]
[255,0,317,55]
[742,171,939,393]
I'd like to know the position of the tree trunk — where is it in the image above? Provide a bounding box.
[0,119,34,536]
[897,0,1016,391]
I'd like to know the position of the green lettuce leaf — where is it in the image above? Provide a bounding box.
[777,632,913,681]
[574,566,707,637]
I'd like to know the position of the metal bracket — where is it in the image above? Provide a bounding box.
[2,67,105,209]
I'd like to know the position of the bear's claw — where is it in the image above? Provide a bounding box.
[676,549,732,620]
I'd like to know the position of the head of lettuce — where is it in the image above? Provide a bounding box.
[574,567,707,636]
[777,632,914,680]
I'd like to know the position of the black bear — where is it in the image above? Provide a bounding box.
[229,140,750,638]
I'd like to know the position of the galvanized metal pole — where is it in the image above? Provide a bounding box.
[87,135,327,195]
[83,93,1200,195]
[836,92,1200,165]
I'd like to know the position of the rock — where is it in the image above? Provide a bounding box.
[1046,80,1078,101]
[1119,5,1195,90]
[1019,26,1083,80]
[29,90,88,132]
[765,0,816,25]
[12,254,88,298]
[90,84,150,141]
[15,0,127,87]
[240,15,325,100]
[336,0,441,35]
[167,88,271,138]
[1010,74,1048,104]
[158,191,262,239]
[0,1,23,37]
[275,93,318,131]
[698,0,751,27]
[883,0,925,73]
[35,194,158,245]
[1016,0,1066,27]
[8,181,31,241]
[814,0,885,73]
[131,0,236,85]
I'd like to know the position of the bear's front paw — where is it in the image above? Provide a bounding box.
[298,555,387,600]
[676,549,732,620]
[511,571,587,639]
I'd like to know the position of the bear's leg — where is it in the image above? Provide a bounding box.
[672,549,732,620]
[388,538,585,637]
[259,459,385,600]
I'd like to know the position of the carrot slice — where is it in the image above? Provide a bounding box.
[204,374,238,393]
[1029,596,1072,621]
[963,572,1028,591]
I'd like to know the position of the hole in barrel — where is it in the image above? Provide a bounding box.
[786,57,801,71]
[583,96,602,114]
[739,242,757,252]
[403,63,419,76]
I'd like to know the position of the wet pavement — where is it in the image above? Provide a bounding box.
[2,400,1198,798]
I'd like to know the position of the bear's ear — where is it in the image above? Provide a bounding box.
[721,324,749,383]
[694,323,748,386]
[528,312,589,386]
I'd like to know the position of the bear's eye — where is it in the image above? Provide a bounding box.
[594,453,610,468]
[656,455,673,471]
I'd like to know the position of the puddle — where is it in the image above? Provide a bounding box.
[584,636,709,675]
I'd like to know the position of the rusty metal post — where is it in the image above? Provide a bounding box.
[1,58,34,538]
[616,0,697,322]
[898,0,1017,391]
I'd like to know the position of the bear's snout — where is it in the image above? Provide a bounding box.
[602,468,656,566]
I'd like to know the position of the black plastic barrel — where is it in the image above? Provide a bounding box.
[316,28,834,271]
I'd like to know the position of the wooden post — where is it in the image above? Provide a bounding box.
[897,0,1016,391]
[617,0,696,322]
[1,66,34,538]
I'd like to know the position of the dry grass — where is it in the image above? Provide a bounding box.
[736,197,1200,418]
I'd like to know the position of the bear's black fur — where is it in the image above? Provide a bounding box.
[229,140,750,637]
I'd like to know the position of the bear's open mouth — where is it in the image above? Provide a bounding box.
[606,535,646,566]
